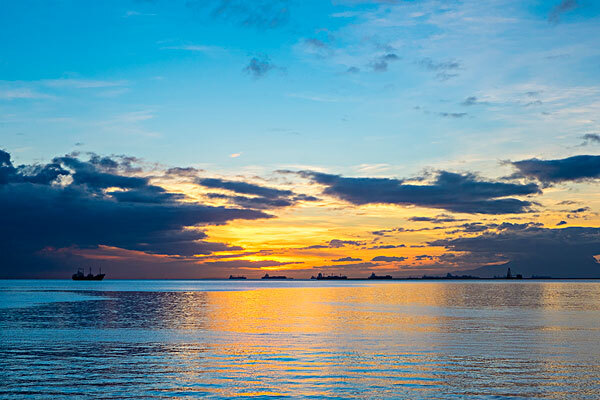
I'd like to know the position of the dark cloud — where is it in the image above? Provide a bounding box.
[524,100,543,107]
[305,38,327,48]
[198,177,313,209]
[569,207,590,214]
[418,58,460,71]
[294,194,319,202]
[557,200,578,205]
[417,57,461,80]
[198,177,292,198]
[435,72,459,81]
[165,166,202,177]
[1,149,69,185]
[430,224,600,278]
[581,134,600,145]
[461,96,488,106]
[408,214,465,223]
[549,0,578,24]
[301,239,365,250]
[108,186,185,204]
[372,226,446,235]
[243,56,278,78]
[53,154,147,190]
[462,96,477,106]
[367,244,405,249]
[372,256,408,262]
[556,220,567,226]
[207,193,293,209]
[372,228,396,236]
[332,256,363,262]
[566,206,591,219]
[297,170,540,214]
[415,255,435,261]
[446,222,489,234]
[511,155,600,184]
[371,53,400,72]
[303,37,334,58]
[329,239,365,248]
[446,221,543,235]
[439,112,467,118]
[0,149,271,278]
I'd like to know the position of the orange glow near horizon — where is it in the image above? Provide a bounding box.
[45,175,600,279]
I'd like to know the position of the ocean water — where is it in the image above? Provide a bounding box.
[1,280,599,399]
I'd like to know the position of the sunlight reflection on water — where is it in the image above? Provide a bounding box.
[1,280,599,399]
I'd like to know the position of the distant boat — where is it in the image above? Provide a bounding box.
[368,272,393,280]
[261,273,290,280]
[229,275,247,280]
[311,272,347,280]
[72,267,105,281]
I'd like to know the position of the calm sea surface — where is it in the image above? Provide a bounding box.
[1,280,599,399]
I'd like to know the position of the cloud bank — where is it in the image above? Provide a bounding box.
[296,170,540,214]
[0,149,270,277]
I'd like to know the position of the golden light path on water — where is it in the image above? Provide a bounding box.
[1,280,600,398]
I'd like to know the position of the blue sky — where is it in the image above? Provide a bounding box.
[2,0,598,174]
[2,0,600,278]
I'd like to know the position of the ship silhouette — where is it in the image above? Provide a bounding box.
[261,273,290,280]
[311,272,347,280]
[368,272,393,280]
[72,267,105,281]
[228,275,247,280]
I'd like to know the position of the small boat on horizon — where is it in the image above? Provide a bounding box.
[72,267,105,281]
[229,275,247,280]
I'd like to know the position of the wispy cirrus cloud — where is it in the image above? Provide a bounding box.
[161,44,227,55]
[0,87,53,100]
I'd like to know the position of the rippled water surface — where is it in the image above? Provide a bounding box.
[1,280,599,399]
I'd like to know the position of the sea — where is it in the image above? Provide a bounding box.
[1,280,599,399]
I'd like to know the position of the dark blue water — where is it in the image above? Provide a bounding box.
[1,280,599,399]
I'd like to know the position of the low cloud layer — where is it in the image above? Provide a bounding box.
[581,134,600,145]
[297,170,540,214]
[511,155,600,184]
[198,177,317,209]
[430,224,600,277]
[0,149,270,277]
[372,256,407,262]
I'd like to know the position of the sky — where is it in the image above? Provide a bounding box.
[1,0,600,278]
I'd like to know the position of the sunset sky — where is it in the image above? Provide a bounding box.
[1,0,600,278]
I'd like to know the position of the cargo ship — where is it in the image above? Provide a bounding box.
[261,273,290,280]
[311,273,347,280]
[368,272,393,280]
[72,267,105,281]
